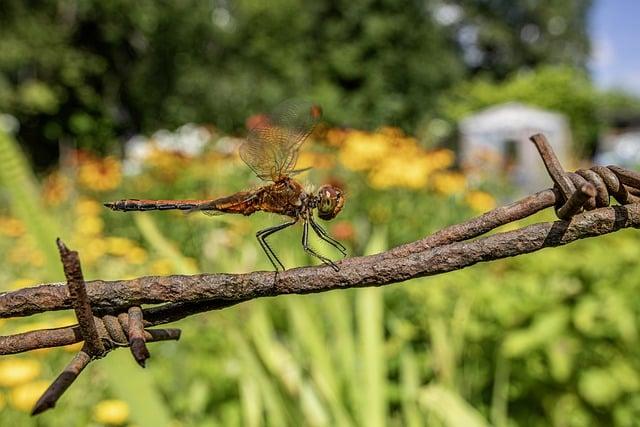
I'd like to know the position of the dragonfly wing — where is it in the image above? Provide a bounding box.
[289,166,313,177]
[240,99,321,181]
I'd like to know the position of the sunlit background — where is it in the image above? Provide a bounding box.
[1,1,639,426]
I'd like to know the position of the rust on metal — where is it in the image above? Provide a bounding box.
[529,133,575,201]
[56,239,105,356]
[31,349,92,415]
[128,306,150,367]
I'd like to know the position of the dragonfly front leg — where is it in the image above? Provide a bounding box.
[256,219,297,271]
[302,218,339,271]
[309,216,347,256]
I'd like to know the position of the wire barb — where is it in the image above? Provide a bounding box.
[128,306,150,367]
[26,239,182,415]
[56,238,105,357]
[529,134,640,220]
[530,133,576,202]
[31,348,92,415]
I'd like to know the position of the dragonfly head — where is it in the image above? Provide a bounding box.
[316,185,344,220]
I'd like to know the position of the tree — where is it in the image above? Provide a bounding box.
[0,0,593,168]
[438,66,601,154]
[449,0,592,78]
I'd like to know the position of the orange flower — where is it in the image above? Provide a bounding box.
[77,155,122,191]
[42,172,71,206]
[330,221,355,242]
[0,216,25,237]
[325,128,350,146]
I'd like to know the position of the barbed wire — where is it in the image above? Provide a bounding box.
[1,134,639,415]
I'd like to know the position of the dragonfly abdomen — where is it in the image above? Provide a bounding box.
[104,199,212,212]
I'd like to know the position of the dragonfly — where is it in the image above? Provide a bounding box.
[104,100,346,271]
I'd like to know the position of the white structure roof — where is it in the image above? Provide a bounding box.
[460,102,568,136]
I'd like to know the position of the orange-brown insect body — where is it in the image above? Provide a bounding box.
[105,99,346,271]
[106,177,342,220]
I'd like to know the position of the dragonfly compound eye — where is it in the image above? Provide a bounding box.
[316,185,344,221]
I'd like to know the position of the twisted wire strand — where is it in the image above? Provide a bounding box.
[563,166,640,213]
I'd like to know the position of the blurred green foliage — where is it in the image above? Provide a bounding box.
[438,66,640,155]
[439,66,600,154]
[0,0,593,167]
[1,123,640,426]
[2,1,640,425]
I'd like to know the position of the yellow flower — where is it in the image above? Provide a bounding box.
[368,155,431,189]
[151,259,174,275]
[146,149,190,180]
[78,237,107,265]
[125,247,148,264]
[76,215,105,236]
[76,199,103,216]
[78,156,122,192]
[0,359,42,388]
[105,237,138,256]
[339,128,458,190]
[93,399,130,425]
[465,191,497,213]
[0,392,5,410]
[378,126,406,138]
[8,242,45,267]
[296,151,334,170]
[9,380,48,412]
[0,216,25,237]
[339,131,391,171]
[424,149,455,170]
[431,171,467,195]
[325,128,349,146]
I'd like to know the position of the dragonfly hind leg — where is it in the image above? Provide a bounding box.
[256,219,297,271]
[302,220,340,271]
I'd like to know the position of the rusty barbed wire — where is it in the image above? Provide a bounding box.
[531,134,640,218]
[0,133,639,416]
[29,240,181,415]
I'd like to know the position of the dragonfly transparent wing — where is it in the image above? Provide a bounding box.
[240,99,321,181]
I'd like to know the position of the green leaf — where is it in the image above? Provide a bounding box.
[501,308,569,358]
[419,385,490,427]
[355,226,388,427]
[0,130,61,279]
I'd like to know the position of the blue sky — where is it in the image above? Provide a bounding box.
[590,0,640,94]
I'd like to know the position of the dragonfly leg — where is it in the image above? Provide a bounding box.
[302,219,339,271]
[256,219,297,271]
[309,217,347,256]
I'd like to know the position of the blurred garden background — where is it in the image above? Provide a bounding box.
[1,0,640,426]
